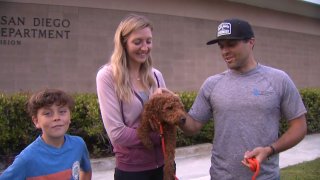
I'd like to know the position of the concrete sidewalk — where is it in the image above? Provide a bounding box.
[91,133,320,180]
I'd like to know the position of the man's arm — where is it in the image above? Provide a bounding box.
[243,114,307,165]
[270,114,307,155]
[179,114,205,136]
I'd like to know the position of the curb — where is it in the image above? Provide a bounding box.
[91,143,212,172]
[91,156,116,172]
[175,143,212,158]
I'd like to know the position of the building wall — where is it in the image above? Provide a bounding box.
[0,0,320,93]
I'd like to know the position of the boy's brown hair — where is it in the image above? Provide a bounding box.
[26,89,75,117]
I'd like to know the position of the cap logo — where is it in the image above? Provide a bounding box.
[217,23,231,37]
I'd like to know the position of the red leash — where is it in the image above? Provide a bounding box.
[246,157,260,180]
[159,124,179,180]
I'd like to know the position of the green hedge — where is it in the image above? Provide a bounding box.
[279,88,320,135]
[0,89,319,168]
[301,89,320,133]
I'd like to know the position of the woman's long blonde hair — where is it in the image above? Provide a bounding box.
[110,14,156,102]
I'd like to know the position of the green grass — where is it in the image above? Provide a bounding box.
[280,158,320,180]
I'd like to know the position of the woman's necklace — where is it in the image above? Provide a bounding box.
[130,72,140,81]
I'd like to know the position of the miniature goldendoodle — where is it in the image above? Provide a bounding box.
[138,93,186,180]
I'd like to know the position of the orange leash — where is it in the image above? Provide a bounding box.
[159,124,179,180]
[246,157,260,180]
[159,125,166,159]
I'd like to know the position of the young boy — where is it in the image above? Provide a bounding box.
[0,89,92,180]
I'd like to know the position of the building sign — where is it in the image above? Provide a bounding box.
[0,16,71,45]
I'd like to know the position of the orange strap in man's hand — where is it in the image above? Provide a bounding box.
[246,157,260,180]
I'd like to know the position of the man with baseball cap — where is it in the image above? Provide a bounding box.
[179,18,307,179]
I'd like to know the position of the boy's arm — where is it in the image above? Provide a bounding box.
[79,138,92,180]
[0,155,27,180]
[80,170,92,180]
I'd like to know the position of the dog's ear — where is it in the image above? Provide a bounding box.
[151,113,160,130]
[146,108,160,130]
[143,98,161,131]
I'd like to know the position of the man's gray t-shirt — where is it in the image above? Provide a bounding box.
[189,64,306,180]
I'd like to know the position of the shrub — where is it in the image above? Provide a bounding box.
[0,93,35,154]
[0,88,319,170]
[70,94,111,158]
[0,93,37,170]
[300,88,320,134]
[279,88,320,135]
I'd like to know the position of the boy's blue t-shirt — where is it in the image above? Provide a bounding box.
[0,134,91,180]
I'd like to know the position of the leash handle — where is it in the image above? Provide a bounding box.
[246,157,260,180]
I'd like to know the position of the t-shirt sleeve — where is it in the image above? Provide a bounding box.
[80,139,92,172]
[280,73,307,121]
[0,154,27,180]
[188,77,214,123]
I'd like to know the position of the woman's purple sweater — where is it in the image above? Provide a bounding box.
[96,65,166,171]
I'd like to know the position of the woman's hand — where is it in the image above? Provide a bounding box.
[151,88,177,98]
[148,88,178,131]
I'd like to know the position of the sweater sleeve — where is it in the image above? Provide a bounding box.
[96,66,144,147]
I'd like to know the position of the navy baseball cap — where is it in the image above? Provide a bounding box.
[207,18,254,45]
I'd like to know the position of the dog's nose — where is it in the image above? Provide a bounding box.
[179,117,186,125]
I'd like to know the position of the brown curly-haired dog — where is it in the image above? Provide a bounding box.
[138,93,186,180]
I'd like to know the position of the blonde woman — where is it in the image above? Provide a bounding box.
[96,14,166,180]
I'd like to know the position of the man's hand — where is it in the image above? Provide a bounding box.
[241,146,273,168]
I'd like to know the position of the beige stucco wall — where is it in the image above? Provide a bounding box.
[0,0,320,93]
